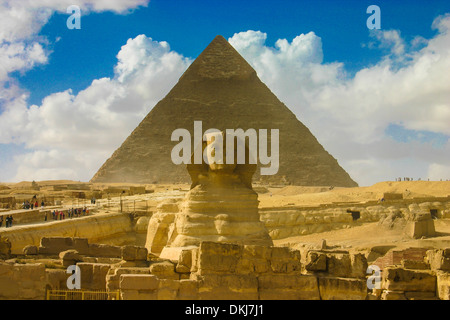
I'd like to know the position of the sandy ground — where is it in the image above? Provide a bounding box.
[258,181,450,207]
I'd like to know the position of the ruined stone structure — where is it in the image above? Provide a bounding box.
[260,197,449,240]
[91,35,357,187]
[1,237,449,300]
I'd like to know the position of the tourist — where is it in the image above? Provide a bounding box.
[44,212,47,221]
[52,210,55,220]
[31,202,34,210]
[0,216,3,227]
[34,200,38,209]
[8,215,13,227]
[5,216,9,228]
[41,200,44,209]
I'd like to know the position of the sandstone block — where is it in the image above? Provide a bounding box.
[326,253,352,278]
[305,251,327,272]
[150,261,179,280]
[88,243,121,258]
[158,279,180,300]
[176,249,193,273]
[0,237,11,256]
[350,253,368,279]
[120,274,159,290]
[437,271,450,300]
[426,249,450,271]
[23,245,38,255]
[197,241,242,274]
[106,267,150,291]
[77,263,110,290]
[258,274,320,300]
[59,249,82,267]
[73,238,90,255]
[178,279,198,300]
[46,269,68,290]
[404,220,435,239]
[236,245,271,274]
[39,237,74,255]
[269,246,301,274]
[197,274,258,300]
[121,289,157,300]
[318,277,367,300]
[121,245,148,261]
[382,267,436,292]
[401,259,429,270]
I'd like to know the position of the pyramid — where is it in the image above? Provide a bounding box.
[91,35,358,187]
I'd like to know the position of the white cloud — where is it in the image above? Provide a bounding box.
[228,16,450,185]
[0,0,150,108]
[0,34,191,182]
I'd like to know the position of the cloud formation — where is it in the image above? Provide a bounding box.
[228,16,450,185]
[0,0,149,107]
[0,34,191,181]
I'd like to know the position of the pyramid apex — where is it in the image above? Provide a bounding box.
[180,34,256,80]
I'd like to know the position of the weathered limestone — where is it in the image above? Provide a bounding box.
[149,261,179,280]
[305,251,327,271]
[1,213,134,254]
[436,271,450,300]
[258,274,320,300]
[106,267,150,292]
[121,245,148,261]
[59,249,82,267]
[382,267,436,298]
[120,274,159,300]
[23,245,38,255]
[404,211,435,239]
[0,237,11,257]
[77,263,111,290]
[0,263,46,300]
[426,248,450,271]
[145,200,178,254]
[153,132,272,258]
[318,277,367,300]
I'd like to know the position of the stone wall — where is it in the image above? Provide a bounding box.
[0,262,47,300]
[260,199,450,240]
[0,213,135,254]
[1,236,449,300]
[119,241,369,300]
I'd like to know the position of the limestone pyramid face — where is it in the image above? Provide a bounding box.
[91,35,358,187]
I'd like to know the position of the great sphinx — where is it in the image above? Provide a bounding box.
[146,131,273,259]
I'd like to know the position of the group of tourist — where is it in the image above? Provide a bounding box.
[46,207,89,221]
[22,200,45,210]
[0,215,14,228]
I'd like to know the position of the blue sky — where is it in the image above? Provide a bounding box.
[17,0,449,106]
[0,0,449,185]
